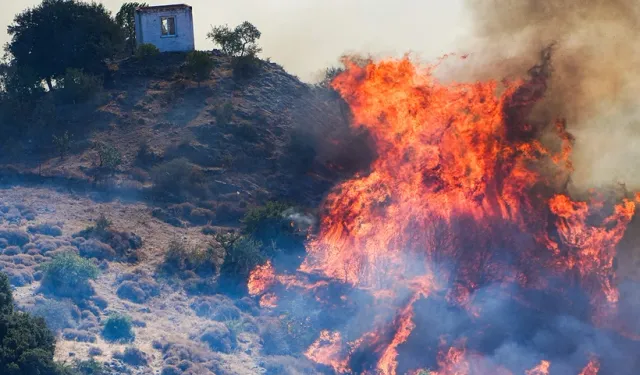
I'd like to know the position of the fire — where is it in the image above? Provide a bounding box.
[525,361,550,375]
[578,358,600,375]
[251,53,636,375]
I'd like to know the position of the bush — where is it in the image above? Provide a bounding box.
[214,101,233,124]
[242,202,305,251]
[185,51,214,85]
[27,223,63,237]
[102,313,135,343]
[163,239,219,277]
[73,359,105,375]
[151,158,207,201]
[136,43,160,61]
[113,347,148,366]
[41,253,99,298]
[199,322,236,353]
[95,142,122,170]
[219,235,264,282]
[28,299,79,332]
[58,68,102,104]
[52,131,73,160]
[0,229,30,247]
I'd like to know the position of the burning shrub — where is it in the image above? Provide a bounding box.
[102,313,135,343]
[242,202,306,250]
[218,235,265,290]
[41,252,99,299]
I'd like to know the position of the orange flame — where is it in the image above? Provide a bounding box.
[251,56,636,375]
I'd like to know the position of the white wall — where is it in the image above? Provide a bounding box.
[135,6,195,52]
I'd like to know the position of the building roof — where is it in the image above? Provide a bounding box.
[136,4,192,12]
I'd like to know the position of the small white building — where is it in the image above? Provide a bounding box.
[135,4,195,52]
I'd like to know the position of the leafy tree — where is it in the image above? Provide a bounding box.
[185,51,214,86]
[0,273,13,316]
[207,21,262,58]
[0,272,64,375]
[115,2,148,55]
[6,0,123,91]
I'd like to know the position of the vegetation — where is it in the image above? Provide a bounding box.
[164,239,219,277]
[6,0,123,91]
[207,21,262,58]
[150,158,207,201]
[52,131,72,160]
[185,51,214,86]
[58,68,103,104]
[95,142,122,170]
[41,253,99,298]
[219,235,265,282]
[102,313,135,343]
[135,43,160,61]
[116,2,149,55]
[0,272,67,375]
[208,21,262,78]
[242,201,305,251]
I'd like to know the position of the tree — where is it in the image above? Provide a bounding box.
[207,21,262,58]
[185,51,214,86]
[0,272,62,375]
[116,2,148,55]
[0,272,13,316]
[6,0,124,91]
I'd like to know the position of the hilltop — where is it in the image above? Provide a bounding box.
[0,51,371,375]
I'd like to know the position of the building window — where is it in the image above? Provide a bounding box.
[161,16,176,36]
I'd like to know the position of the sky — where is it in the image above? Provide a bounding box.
[0,0,472,81]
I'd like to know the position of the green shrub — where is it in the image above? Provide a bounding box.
[136,43,160,60]
[73,358,105,375]
[41,253,99,298]
[0,272,13,316]
[185,51,214,85]
[215,101,234,124]
[164,239,219,277]
[95,142,122,170]
[58,68,102,104]
[207,21,262,79]
[52,131,72,160]
[150,158,207,200]
[102,313,135,343]
[219,235,264,281]
[242,202,303,250]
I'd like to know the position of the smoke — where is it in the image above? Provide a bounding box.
[457,0,640,191]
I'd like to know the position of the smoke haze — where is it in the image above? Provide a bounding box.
[459,0,640,191]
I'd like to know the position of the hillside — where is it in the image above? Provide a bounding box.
[0,52,370,375]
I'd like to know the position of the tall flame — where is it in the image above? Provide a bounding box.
[250,54,635,375]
